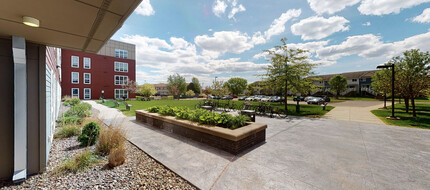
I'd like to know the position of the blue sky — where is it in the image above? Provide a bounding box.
[112,0,430,86]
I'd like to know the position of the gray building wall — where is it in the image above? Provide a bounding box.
[0,38,48,180]
[97,39,135,60]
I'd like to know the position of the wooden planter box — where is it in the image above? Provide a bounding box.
[135,110,267,155]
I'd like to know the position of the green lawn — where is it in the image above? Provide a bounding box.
[371,103,430,129]
[99,99,333,117]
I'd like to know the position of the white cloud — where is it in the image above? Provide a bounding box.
[264,9,302,40]
[362,21,371,26]
[135,0,155,16]
[228,4,246,19]
[315,31,430,60]
[307,0,361,15]
[291,16,350,40]
[213,0,228,17]
[358,0,430,15]
[119,35,265,84]
[194,31,254,57]
[413,8,430,23]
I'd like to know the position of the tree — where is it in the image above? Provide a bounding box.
[391,49,430,117]
[202,86,212,99]
[121,79,137,97]
[211,80,226,96]
[246,84,254,96]
[167,73,187,99]
[139,83,157,98]
[190,77,201,94]
[261,38,319,112]
[185,90,195,97]
[371,70,392,108]
[329,75,347,99]
[224,77,247,96]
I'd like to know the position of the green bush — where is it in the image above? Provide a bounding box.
[56,151,101,173]
[78,121,101,146]
[54,124,81,139]
[146,106,250,129]
[58,116,82,126]
[64,103,92,118]
[62,96,81,106]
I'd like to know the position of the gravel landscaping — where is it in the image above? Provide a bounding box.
[1,127,196,189]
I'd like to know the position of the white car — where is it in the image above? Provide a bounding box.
[245,96,255,101]
[304,96,314,102]
[260,96,271,102]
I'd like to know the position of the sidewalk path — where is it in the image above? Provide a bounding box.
[88,101,430,190]
[324,101,386,125]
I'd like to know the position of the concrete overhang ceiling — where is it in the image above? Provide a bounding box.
[0,0,141,53]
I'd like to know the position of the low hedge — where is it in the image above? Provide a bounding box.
[146,106,250,129]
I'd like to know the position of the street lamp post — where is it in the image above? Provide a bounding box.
[376,63,397,119]
[101,90,105,103]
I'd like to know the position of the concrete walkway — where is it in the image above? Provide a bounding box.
[88,101,430,190]
[324,101,386,125]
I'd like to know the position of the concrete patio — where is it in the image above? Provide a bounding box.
[88,101,430,190]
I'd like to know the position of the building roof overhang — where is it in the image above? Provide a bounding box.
[0,0,141,53]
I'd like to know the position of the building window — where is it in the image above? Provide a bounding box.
[115,49,128,59]
[84,73,91,84]
[352,79,357,82]
[115,89,128,99]
[114,61,128,72]
[84,88,91,100]
[71,88,79,98]
[71,56,79,68]
[71,72,79,84]
[83,57,91,69]
[114,75,128,85]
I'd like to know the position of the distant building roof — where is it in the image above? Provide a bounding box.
[309,70,378,80]
[153,84,168,87]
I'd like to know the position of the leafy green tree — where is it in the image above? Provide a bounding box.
[191,77,201,94]
[185,90,195,97]
[371,70,392,108]
[261,38,319,112]
[202,86,212,99]
[329,75,347,99]
[224,77,247,96]
[246,84,254,96]
[211,80,226,96]
[390,49,430,117]
[167,73,187,99]
[139,83,157,97]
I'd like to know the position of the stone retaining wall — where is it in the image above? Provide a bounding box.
[136,110,267,155]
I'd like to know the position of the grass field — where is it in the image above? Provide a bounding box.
[99,99,334,117]
[371,103,430,129]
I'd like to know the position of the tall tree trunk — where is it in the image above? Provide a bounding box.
[412,98,416,117]
[398,97,401,104]
[284,79,288,115]
[404,97,409,113]
[383,93,387,109]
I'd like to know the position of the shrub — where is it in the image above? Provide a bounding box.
[58,116,82,126]
[71,98,81,106]
[146,106,160,113]
[78,122,101,146]
[62,95,72,102]
[108,145,126,168]
[54,124,81,139]
[148,106,249,129]
[57,151,101,173]
[64,103,92,118]
[96,127,126,156]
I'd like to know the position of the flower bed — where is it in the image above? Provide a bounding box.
[136,107,267,154]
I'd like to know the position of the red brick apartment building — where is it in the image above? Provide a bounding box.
[61,40,136,100]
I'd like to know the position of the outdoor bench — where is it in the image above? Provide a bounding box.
[113,100,120,107]
[123,101,132,111]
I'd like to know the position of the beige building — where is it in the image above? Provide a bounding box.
[154,84,169,96]
[97,39,136,60]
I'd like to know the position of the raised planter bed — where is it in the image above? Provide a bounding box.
[135,110,267,155]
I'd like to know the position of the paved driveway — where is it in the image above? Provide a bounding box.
[89,101,430,190]
[324,101,385,125]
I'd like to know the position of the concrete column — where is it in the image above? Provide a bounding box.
[12,36,27,182]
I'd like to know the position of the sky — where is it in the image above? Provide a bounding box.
[112,0,430,86]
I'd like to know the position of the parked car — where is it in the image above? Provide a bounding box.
[238,96,248,101]
[318,95,331,102]
[269,96,281,102]
[230,95,238,98]
[207,95,214,99]
[304,96,314,102]
[212,96,220,99]
[260,96,271,102]
[221,95,233,100]
[293,96,305,102]
[307,97,325,105]
[245,96,256,101]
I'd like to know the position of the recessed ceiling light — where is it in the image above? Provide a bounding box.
[23,16,39,27]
